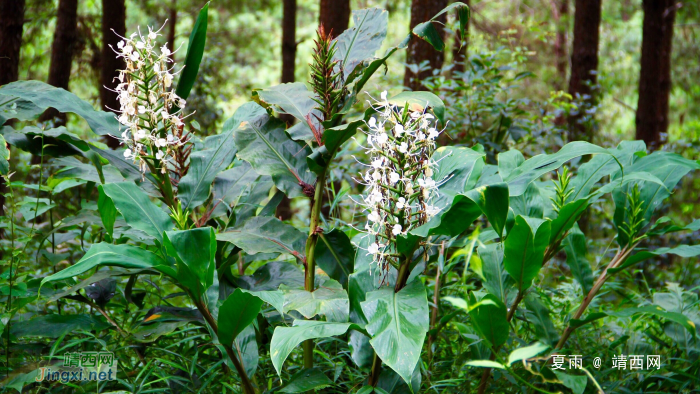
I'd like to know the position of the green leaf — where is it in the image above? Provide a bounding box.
[240,289,285,317]
[472,243,512,303]
[465,360,506,369]
[281,278,350,322]
[507,342,549,365]
[503,216,551,291]
[610,244,700,274]
[361,280,429,385]
[524,293,559,346]
[217,216,306,261]
[235,324,259,377]
[233,102,314,198]
[163,227,217,299]
[613,306,697,338]
[178,129,237,211]
[175,3,208,101]
[232,261,304,291]
[211,159,273,222]
[40,243,170,289]
[412,20,445,51]
[553,371,587,394]
[270,320,354,376]
[386,91,445,125]
[511,182,544,219]
[256,83,321,143]
[569,312,607,329]
[562,225,593,294]
[97,186,117,238]
[467,293,509,348]
[316,229,354,288]
[1,125,90,157]
[334,8,389,79]
[0,93,43,124]
[218,288,264,348]
[0,134,9,175]
[502,142,619,197]
[307,120,365,173]
[0,81,120,136]
[278,368,333,393]
[11,314,110,338]
[100,182,174,243]
[548,198,589,245]
[649,217,700,236]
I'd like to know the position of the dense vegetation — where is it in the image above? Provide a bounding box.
[1,1,699,393]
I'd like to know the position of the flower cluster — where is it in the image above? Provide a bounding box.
[355,91,444,272]
[110,25,188,174]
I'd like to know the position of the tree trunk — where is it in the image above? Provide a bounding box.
[319,0,350,39]
[404,0,448,91]
[553,0,568,89]
[635,0,677,150]
[0,0,27,245]
[100,0,126,149]
[40,0,80,126]
[167,0,176,62]
[451,0,469,74]
[567,0,601,142]
[282,0,296,84]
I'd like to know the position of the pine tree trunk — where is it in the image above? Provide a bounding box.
[404,0,448,91]
[451,0,469,74]
[567,0,601,142]
[554,0,568,90]
[100,0,126,149]
[40,0,79,126]
[167,0,177,62]
[319,0,350,39]
[635,0,676,150]
[0,0,27,244]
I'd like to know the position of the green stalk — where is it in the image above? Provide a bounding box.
[303,167,328,368]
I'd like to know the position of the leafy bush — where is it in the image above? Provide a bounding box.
[1,3,699,394]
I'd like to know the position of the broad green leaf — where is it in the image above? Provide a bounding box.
[387,91,445,125]
[465,360,506,369]
[612,306,697,337]
[649,217,700,236]
[100,182,174,243]
[175,3,208,101]
[503,216,551,291]
[508,342,549,365]
[270,320,354,376]
[163,227,217,298]
[210,159,273,223]
[279,368,333,393]
[553,371,587,394]
[256,83,321,143]
[562,225,593,294]
[433,146,485,194]
[0,134,9,175]
[472,243,512,303]
[548,198,589,245]
[218,288,264,347]
[132,321,189,342]
[1,370,40,393]
[235,324,259,377]
[232,261,304,291]
[307,120,364,172]
[217,216,306,261]
[349,329,374,368]
[334,8,389,79]
[0,93,43,124]
[411,2,470,51]
[316,229,354,288]
[0,81,119,136]
[502,142,618,197]
[610,244,700,274]
[524,293,559,346]
[233,102,314,198]
[375,364,422,394]
[177,129,236,211]
[41,243,170,289]
[1,125,90,157]
[281,278,350,322]
[467,293,509,348]
[497,149,524,181]
[240,289,285,317]
[98,186,117,238]
[11,314,110,338]
[361,280,429,385]
[569,312,607,329]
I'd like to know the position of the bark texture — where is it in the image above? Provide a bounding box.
[404,0,448,91]
[100,0,126,148]
[282,0,296,84]
[40,0,80,125]
[319,0,350,39]
[567,0,601,142]
[635,0,677,150]
[553,0,568,89]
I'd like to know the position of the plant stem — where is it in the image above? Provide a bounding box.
[195,300,258,394]
[428,242,445,368]
[506,290,524,322]
[303,167,328,369]
[368,353,382,386]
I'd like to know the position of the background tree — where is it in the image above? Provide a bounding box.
[552,0,568,89]
[39,0,79,126]
[404,0,448,90]
[282,0,296,84]
[100,0,126,148]
[319,0,349,38]
[567,0,601,142]
[635,0,678,150]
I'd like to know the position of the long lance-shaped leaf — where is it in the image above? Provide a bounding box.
[218,288,264,348]
[216,216,306,262]
[333,8,389,80]
[360,280,429,385]
[562,225,593,294]
[175,3,208,101]
[609,244,700,274]
[467,293,509,348]
[163,228,217,299]
[100,182,174,243]
[40,243,171,290]
[503,215,551,292]
[233,102,314,198]
[178,128,237,211]
[0,81,120,136]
